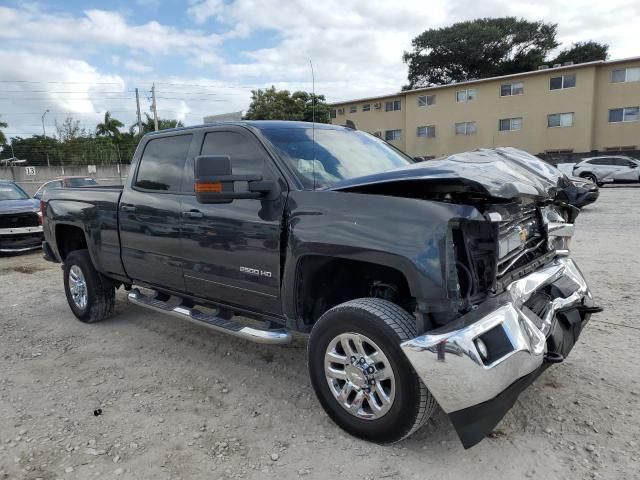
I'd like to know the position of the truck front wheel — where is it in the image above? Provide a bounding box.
[308,298,435,443]
[63,250,115,323]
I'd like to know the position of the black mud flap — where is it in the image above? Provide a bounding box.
[448,365,548,449]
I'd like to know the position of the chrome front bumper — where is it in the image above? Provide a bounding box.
[401,257,591,414]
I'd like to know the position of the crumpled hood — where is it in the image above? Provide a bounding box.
[0,198,40,214]
[330,147,567,200]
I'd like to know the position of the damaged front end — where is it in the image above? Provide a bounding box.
[331,147,600,448]
[398,151,598,448]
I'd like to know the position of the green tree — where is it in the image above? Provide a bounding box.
[244,86,331,123]
[0,118,7,145]
[138,113,184,134]
[96,111,124,138]
[552,41,609,65]
[403,17,559,88]
[55,117,88,142]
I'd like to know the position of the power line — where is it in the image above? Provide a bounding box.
[0,80,123,85]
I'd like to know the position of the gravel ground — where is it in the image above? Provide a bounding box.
[1,187,639,480]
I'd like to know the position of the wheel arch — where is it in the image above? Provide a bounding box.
[291,254,417,332]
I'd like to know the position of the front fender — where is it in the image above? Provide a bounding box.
[281,190,484,322]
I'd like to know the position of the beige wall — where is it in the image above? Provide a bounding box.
[331,59,640,158]
[593,60,640,151]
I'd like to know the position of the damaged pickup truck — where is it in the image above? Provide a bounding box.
[41,121,600,448]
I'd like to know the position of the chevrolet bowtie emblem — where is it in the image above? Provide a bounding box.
[519,229,528,243]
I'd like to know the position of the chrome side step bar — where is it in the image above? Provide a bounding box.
[127,289,292,345]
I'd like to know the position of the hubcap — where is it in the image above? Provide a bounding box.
[324,332,396,420]
[68,265,88,310]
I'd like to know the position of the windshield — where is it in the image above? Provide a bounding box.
[259,127,414,189]
[66,178,98,187]
[0,183,29,201]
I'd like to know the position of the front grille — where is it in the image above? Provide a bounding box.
[0,212,39,229]
[496,208,547,278]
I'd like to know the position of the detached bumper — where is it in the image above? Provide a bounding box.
[401,257,594,448]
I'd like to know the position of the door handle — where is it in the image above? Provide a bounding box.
[182,210,204,219]
[121,205,136,213]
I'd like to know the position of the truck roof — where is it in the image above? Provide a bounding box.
[143,120,346,137]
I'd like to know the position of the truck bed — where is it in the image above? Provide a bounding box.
[43,185,125,278]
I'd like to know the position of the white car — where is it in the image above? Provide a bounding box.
[573,155,640,186]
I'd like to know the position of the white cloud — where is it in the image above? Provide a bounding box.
[187,0,225,24]
[123,60,153,74]
[0,7,222,56]
[1,1,638,138]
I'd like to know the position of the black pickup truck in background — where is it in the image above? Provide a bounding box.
[41,121,599,448]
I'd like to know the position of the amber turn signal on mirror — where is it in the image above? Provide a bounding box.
[194,182,223,193]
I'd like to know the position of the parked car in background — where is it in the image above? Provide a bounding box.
[566,175,599,208]
[0,179,43,254]
[33,176,98,199]
[573,156,640,186]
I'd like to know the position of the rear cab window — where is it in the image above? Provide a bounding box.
[135,134,193,192]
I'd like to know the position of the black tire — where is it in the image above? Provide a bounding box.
[308,298,435,444]
[63,249,115,323]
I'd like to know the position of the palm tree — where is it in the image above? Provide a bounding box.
[95,111,124,138]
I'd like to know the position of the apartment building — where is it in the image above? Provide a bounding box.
[329,57,640,159]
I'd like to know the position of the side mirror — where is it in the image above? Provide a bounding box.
[194,155,275,204]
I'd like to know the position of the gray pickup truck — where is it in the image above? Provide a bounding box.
[41,121,599,448]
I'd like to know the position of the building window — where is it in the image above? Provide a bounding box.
[385,100,401,112]
[548,112,574,127]
[417,125,436,137]
[500,82,524,96]
[604,146,637,152]
[455,88,476,103]
[499,117,523,131]
[362,104,370,112]
[611,67,640,83]
[455,122,476,135]
[349,105,357,114]
[545,149,574,154]
[549,74,576,90]
[384,129,401,141]
[417,95,436,107]
[330,109,336,119]
[609,107,639,123]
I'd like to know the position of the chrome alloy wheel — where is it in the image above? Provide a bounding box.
[68,265,88,310]
[324,332,396,420]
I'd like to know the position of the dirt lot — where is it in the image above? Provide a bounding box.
[1,187,639,480]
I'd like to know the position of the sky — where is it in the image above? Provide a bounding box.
[0,0,638,139]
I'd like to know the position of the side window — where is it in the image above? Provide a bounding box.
[200,131,265,176]
[135,135,192,192]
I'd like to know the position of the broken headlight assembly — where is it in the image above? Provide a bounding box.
[541,206,574,255]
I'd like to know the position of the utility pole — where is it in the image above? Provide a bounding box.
[151,83,159,132]
[41,109,50,167]
[135,88,143,136]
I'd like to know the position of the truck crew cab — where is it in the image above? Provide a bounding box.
[41,121,599,448]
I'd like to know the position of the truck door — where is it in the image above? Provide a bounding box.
[179,127,287,315]
[119,133,193,291]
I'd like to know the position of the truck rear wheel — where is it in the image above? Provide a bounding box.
[63,250,115,323]
[308,298,435,443]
